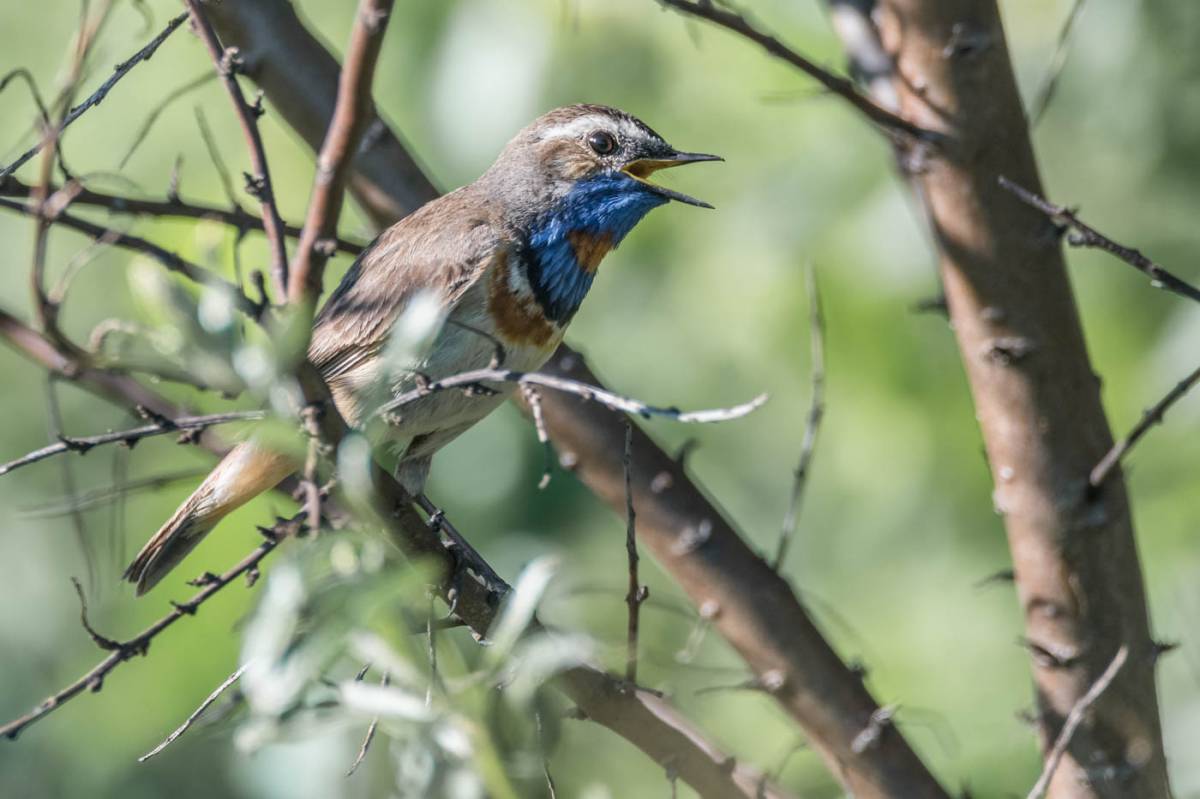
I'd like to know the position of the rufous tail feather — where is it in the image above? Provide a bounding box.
[123,442,298,596]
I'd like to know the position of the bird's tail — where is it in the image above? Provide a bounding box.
[123,441,298,596]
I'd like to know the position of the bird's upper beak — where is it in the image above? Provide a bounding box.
[621,151,722,209]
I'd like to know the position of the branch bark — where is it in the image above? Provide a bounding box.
[182,0,290,298]
[837,2,1169,796]
[205,3,949,796]
[288,0,394,306]
[205,0,439,226]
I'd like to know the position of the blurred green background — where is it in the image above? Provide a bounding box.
[1,1,1198,797]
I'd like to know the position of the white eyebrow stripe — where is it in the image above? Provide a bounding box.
[537,116,607,141]
[537,115,659,144]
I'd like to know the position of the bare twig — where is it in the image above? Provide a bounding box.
[521,383,554,489]
[0,12,189,182]
[0,196,260,316]
[1089,364,1200,491]
[379,367,767,425]
[119,72,215,168]
[999,176,1200,305]
[139,662,249,761]
[0,178,366,255]
[289,0,394,305]
[300,403,325,535]
[345,671,388,776]
[182,0,289,298]
[0,517,296,740]
[1026,645,1129,799]
[773,265,826,571]
[653,0,931,141]
[1028,0,1088,127]
[0,410,262,476]
[20,468,203,519]
[623,422,646,684]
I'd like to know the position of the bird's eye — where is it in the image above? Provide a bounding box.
[587,130,617,156]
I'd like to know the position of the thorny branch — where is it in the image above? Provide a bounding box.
[0,516,297,741]
[182,0,290,299]
[0,12,189,183]
[1089,363,1200,491]
[0,410,263,476]
[139,663,249,762]
[1028,0,1088,127]
[0,195,260,316]
[653,0,932,141]
[345,671,388,777]
[773,265,826,571]
[1026,645,1129,799]
[379,367,768,425]
[0,177,366,255]
[289,0,394,306]
[999,176,1200,305]
[623,423,646,685]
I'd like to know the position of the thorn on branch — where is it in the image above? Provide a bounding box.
[1019,637,1082,670]
[851,705,899,754]
[71,578,122,652]
[218,47,245,77]
[187,571,220,587]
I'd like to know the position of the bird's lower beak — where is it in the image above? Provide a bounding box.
[621,151,722,209]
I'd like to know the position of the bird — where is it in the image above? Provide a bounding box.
[123,104,720,595]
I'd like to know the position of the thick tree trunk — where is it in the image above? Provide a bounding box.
[869,2,1170,796]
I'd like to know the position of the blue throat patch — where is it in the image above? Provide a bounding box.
[524,172,666,322]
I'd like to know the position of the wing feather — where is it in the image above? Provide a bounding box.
[308,186,502,394]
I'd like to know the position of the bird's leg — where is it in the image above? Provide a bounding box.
[416,492,507,599]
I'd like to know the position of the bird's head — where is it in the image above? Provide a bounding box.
[486,104,721,229]
[480,105,719,323]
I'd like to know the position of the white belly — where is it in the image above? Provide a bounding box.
[333,282,563,466]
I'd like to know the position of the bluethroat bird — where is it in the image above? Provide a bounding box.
[124,104,719,594]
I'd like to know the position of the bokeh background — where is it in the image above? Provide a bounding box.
[1,1,1198,797]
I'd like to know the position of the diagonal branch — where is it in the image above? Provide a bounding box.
[377,367,766,424]
[0,177,365,255]
[0,195,260,316]
[999,177,1200,305]
[0,12,189,183]
[654,0,932,142]
[1089,363,1200,491]
[182,0,289,299]
[773,265,826,571]
[0,410,262,477]
[288,0,394,306]
[1026,646,1128,799]
[0,523,288,740]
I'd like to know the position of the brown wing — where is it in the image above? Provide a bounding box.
[308,185,500,394]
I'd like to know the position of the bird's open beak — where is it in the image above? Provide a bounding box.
[621,151,722,209]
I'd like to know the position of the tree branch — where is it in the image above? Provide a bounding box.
[0,177,365,255]
[288,0,394,306]
[0,521,289,740]
[654,0,932,142]
[0,196,260,316]
[182,0,289,298]
[0,12,188,183]
[998,176,1200,305]
[1027,646,1129,799]
[1088,363,1200,491]
[835,2,1169,796]
[0,410,262,476]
